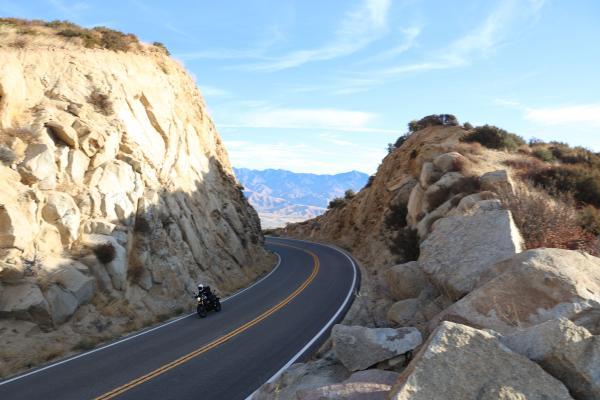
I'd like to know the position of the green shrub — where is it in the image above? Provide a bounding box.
[531,165,600,208]
[462,124,525,151]
[532,148,555,163]
[364,175,375,188]
[153,41,170,55]
[344,189,356,200]
[328,197,346,209]
[93,242,116,264]
[463,122,473,130]
[408,114,459,133]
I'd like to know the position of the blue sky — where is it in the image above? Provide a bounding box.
[2,0,600,174]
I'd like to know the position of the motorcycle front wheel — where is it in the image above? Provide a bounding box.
[214,300,221,312]
[197,304,207,318]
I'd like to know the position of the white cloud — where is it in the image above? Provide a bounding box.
[379,0,545,78]
[243,0,391,71]
[219,107,396,133]
[524,104,600,127]
[224,140,384,174]
[199,85,231,97]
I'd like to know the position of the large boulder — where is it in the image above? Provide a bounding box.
[42,191,81,245]
[0,282,52,327]
[435,248,600,334]
[252,356,350,400]
[406,185,425,226]
[502,319,599,400]
[421,172,463,213]
[44,284,79,325]
[332,325,422,372]
[17,143,56,189]
[480,169,514,194]
[432,152,465,173]
[49,262,96,304]
[298,369,400,400]
[385,261,428,301]
[67,149,90,185]
[388,322,573,400]
[387,299,419,326]
[419,202,523,300]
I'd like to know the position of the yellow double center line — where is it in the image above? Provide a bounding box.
[95,245,320,400]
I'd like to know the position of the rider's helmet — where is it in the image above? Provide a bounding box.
[198,283,204,291]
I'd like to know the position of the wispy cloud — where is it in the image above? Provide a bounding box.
[224,140,384,174]
[378,0,546,77]
[242,0,391,71]
[47,0,90,20]
[220,107,396,133]
[363,26,421,63]
[524,104,600,127]
[199,85,231,97]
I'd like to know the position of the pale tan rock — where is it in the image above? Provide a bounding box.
[481,169,514,194]
[388,322,573,400]
[419,207,523,300]
[422,172,464,213]
[17,143,56,189]
[407,184,425,226]
[387,299,419,326]
[44,120,78,148]
[332,325,422,372]
[436,248,600,334]
[42,191,81,245]
[0,283,52,327]
[67,149,90,185]
[502,319,599,400]
[419,162,440,188]
[45,284,78,325]
[432,152,466,173]
[384,262,427,301]
[298,370,400,400]
[49,262,96,305]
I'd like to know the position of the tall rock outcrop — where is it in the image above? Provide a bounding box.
[0,22,272,377]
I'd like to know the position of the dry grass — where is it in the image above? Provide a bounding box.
[87,89,113,116]
[9,38,27,48]
[498,182,598,255]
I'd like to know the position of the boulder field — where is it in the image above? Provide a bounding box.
[262,124,600,399]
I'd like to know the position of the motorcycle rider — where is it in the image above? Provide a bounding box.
[196,283,215,301]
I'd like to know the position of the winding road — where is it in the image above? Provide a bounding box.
[0,237,359,400]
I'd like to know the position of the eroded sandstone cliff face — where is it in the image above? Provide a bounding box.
[0,26,272,376]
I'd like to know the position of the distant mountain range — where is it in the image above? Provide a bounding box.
[234,168,369,228]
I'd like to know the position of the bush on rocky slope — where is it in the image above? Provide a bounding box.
[462,124,525,151]
[498,181,598,254]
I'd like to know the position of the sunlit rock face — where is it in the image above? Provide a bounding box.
[0,25,272,376]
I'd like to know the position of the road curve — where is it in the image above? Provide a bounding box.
[0,237,359,400]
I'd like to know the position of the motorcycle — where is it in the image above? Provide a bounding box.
[196,293,221,318]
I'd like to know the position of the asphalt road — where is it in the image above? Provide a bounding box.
[0,237,359,400]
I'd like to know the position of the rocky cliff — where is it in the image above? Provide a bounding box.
[263,118,600,399]
[0,22,272,377]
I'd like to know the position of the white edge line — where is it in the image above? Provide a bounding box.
[0,251,282,386]
[245,237,359,400]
